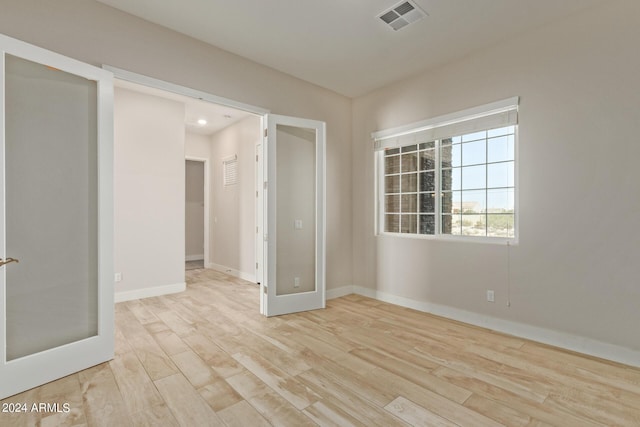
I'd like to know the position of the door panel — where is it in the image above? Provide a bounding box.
[5,54,99,361]
[263,115,325,316]
[0,34,113,399]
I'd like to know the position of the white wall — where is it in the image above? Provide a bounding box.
[185,132,211,159]
[0,0,353,293]
[209,116,261,280]
[185,160,205,260]
[352,0,640,361]
[114,88,185,298]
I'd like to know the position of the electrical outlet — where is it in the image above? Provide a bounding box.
[114,273,122,282]
[294,277,300,288]
[486,289,495,302]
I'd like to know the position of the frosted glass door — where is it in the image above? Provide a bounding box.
[263,114,325,316]
[5,54,99,360]
[0,34,113,399]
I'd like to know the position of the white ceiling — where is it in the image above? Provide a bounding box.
[98,0,607,97]
[116,80,255,135]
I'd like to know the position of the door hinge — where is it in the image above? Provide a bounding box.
[263,181,267,189]
[264,233,268,241]
[263,285,267,294]
[256,262,259,269]
[256,226,259,233]
[264,128,268,137]
[256,154,258,162]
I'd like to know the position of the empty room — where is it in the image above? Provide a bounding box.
[1,0,640,426]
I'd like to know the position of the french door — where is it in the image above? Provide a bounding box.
[261,114,326,316]
[0,34,114,399]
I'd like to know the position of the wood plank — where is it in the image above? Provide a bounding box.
[125,299,159,325]
[303,400,365,427]
[463,393,539,427]
[226,370,317,427]
[78,364,132,427]
[232,351,321,410]
[384,396,458,427]
[296,369,409,427]
[109,351,164,415]
[432,366,603,427]
[171,350,219,389]
[129,403,179,427]
[6,268,640,427]
[216,400,271,427]
[183,333,245,378]
[154,374,223,427]
[198,380,244,412]
[36,373,86,427]
[364,367,504,427]
[0,387,42,427]
[350,347,471,404]
[152,330,191,356]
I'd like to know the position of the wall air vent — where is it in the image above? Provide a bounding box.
[377,1,428,31]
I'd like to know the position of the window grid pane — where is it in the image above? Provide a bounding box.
[381,125,515,239]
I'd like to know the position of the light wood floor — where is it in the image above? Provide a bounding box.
[2,269,640,426]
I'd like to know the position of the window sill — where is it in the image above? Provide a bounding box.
[376,231,518,246]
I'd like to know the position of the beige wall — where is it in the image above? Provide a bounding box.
[185,132,211,160]
[210,116,261,279]
[352,1,640,354]
[114,88,185,294]
[0,0,353,292]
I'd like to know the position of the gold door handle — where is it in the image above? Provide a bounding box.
[0,257,19,267]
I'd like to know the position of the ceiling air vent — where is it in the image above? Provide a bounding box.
[377,1,428,31]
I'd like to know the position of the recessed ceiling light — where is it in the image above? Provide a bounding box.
[197,119,207,125]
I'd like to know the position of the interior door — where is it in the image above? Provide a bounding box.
[262,114,325,316]
[0,34,114,399]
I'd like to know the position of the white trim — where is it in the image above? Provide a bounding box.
[372,96,519,142]
[326,285,355,300]
[185,254,204,262]
[103,65,269,116]
[115,282,186,303]
[207,262,257,283]
[344,286,640,368]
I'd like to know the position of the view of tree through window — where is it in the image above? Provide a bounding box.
[383,125,515,239]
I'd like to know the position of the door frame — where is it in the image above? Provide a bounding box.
[105,65,270,290]
[0,33,114,399]
[185,157,210,267]
[104,66,327,318]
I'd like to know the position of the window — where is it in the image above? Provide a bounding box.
[374,97,518,241]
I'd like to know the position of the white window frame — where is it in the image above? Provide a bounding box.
[373,97,519,244]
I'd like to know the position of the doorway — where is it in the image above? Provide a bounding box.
[185,159,206,270]
[108,66,326,318]
[111,71,265,293]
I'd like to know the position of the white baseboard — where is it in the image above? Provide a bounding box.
[115,282,186,303]
[326,285,355,300]
[328,284,640,368]
[185,254,204,262]
[206,262,256,283]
